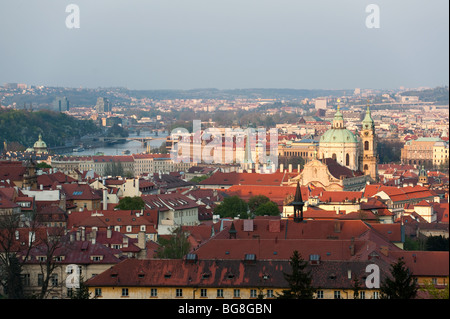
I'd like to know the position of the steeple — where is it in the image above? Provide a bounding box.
[362,103,374,131]
[291,181,305,223]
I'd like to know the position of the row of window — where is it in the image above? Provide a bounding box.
[95,288,380,299]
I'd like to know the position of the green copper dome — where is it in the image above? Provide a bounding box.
[33,134,47,149]
[320,128,358,144]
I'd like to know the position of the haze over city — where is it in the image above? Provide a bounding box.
[0,0,448,90]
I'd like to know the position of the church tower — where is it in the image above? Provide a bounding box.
[360,104,378,181]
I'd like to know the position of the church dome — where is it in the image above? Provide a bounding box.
[320,128,358,144]
[33,134,47,152]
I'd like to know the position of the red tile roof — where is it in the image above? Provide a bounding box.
[199,171,297,187]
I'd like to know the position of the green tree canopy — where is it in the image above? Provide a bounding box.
[156,226,191,259]
[115,196,145,210]
[247,195,270,213]
[253,201,280,217]
[213,195,249,219]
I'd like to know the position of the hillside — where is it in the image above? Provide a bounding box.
[0,109,101,149]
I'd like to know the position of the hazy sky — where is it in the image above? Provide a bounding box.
[0,0,448,90]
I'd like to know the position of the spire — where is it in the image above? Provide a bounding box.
[291,181,305,223]
[362,101,374,130]
[228,222,237,239]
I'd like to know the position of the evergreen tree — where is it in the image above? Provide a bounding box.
[352,276,362,299]
[277,250,315,299]
[380,258,418,299]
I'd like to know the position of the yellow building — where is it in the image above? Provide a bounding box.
[85,257,388,299]
[433,140,449,168]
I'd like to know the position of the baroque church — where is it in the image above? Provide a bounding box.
[288,105,378,191]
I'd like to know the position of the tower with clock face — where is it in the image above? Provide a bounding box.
[360,105,378,181]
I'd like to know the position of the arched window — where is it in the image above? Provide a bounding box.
[346,153,350,166]
[332,153,337,161]
[364,141,369,151]
[364,164,368,171]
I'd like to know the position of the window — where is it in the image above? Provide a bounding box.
[316,290,324,299]
[346,153,350,166]
[359,291,365,299]
[334,291,341,299]
[51,274,58,287]
[126,226,132,232]
[373,291,379,299]
[217,289,224,298]
[151,288,158,297]
[176,289,183,297]
[233,289,240,298]
[200,289,207,298]
[95,288,102,297]
[122,288,129,297]
[38,274,44,287]
[364,141,370,151]
[250,289,257,298]
[266,290,274,298]
[22,274,30,286]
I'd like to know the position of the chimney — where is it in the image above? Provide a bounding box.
[137,231,146,250]
[123,236,129,248]
[350,237,355,256]
[91,229,97,244]
[76,230,81,241]
[40,184,43,190]
[107,227,112,239]
[288,164,292,173]
[280,164,284,173]
[103,188,108,210]
[81,227,86,241]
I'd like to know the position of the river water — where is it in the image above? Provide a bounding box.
[65,131,168,156]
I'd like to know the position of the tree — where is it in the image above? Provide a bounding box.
[420,277,449,299]
[0,214,34,299]
[213,196,248,219]
[352,276,362,299]
[425,235,449,251]
[36,162,52,169]
[156,226,190,259]
[69,277,93,299]
[189,175,209,184]
[380,258,418,299]
[247,195,270,214]
[277,250,315,299]
[253,201,280,217]
[115,196,145,210]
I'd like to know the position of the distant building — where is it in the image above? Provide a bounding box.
[401,137,443,167]
[314,98,327,110]
[95,97,111,114]
[53,97,69,112]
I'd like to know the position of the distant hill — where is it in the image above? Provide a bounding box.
[400,86,449,104]
[0,109,101,149]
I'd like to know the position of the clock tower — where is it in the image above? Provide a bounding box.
[360,104,378,182]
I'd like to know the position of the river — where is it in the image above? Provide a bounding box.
[64,131,168,156]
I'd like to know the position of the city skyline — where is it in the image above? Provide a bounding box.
[0,0,448,90]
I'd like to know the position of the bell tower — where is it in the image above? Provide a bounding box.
[360,103,378,182]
